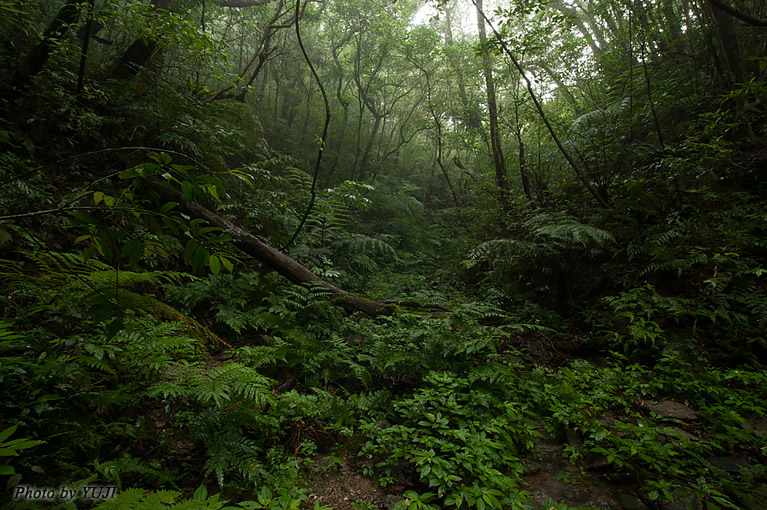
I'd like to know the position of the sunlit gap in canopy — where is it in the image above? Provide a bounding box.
[409,0,477,35]
[407,0,597,105]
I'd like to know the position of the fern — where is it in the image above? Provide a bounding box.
[640,249,709,277]
[94,488,241,509]
[95,453,172,487]
[232,345,283,369]
[331,233,396,258]
[463,212,614,307]
[151,361,275,409]
[525,211,614,247]
[203,432,264,487]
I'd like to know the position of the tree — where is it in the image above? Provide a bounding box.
[9,0,81,96]
[474,0,509,209]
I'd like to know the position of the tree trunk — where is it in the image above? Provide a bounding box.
[110,0,175,79]
[358,114,382,180]
[146,180,450,315]
[147,181,381,314]
[445,3,480,129]
[10,0,81,95]
[708,0,747,84]
[475,0,509,208]
[471,0,611,208]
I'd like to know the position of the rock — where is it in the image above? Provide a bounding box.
[707,455,747,473]
[565,429,583,450]
[658,489,703,510]
[619,493,647,510]
[584,454,612,472]
[657,426,700,441]
[523,460,541,474]
[745,418,767,438]
[604,470,637,485]
[642,400,700,421]
[381,494,400,510]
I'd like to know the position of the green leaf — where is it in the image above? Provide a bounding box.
[149,152,172,165]
[160,201,178,213]
[119,168,140,179]
[206,183,220,201]
[181,180,194,201]
[192,484,208,501]
[121,239,145,267]
[7,473,21,489]
[192,247,210,271]
[0,425,17,443]
[207,235,232,244]
[183,239,199,265]
[209,255,221,275]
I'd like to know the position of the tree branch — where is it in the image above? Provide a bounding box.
[282,0,331,250]
[707,0,767,26]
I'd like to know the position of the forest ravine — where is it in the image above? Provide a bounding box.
[1,0,766,509]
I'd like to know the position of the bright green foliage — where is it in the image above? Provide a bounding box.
[360,371,537,508]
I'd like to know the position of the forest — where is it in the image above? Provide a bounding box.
[1,0,766,508]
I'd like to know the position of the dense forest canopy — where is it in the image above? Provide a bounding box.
[1,0,767,508]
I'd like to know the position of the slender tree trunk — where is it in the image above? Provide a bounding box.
[350,101,364,181]
[358,114,382,180]
[475,0,509,209]
[708,0,747,84]
[471,0,610,208]
[552,0,602,55]
[538,61,579,112]
[328,49,350,178]
[76,0,95,98]
[445,3,480,129]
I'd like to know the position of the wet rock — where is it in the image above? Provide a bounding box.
[745,418,767,438]
[658,426,699,441]
[658,489,703,510]
[707,455,747,473]
[619,493,647,510]
[380,494,400,510]
[523,460,541,474]
[585,454,612,472]
[604,470,636,485]
[562,485,590,500]
[565,429,583,451]
[642,400,700,421]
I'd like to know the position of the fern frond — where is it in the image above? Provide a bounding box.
[331,233,396,258]
[526,212,614,246]
[204,433,263,487]
[151,361,275,409]
[89,269,194,290]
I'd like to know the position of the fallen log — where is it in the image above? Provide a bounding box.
[147,181,451,315]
